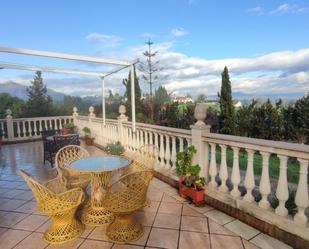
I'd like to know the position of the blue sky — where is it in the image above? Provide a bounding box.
[0,0,309,98]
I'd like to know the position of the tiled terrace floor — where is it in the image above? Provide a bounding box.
[0,141,292,249]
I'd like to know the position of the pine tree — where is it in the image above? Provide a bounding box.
[122,65,142,118]
[26,71,53,117]
[218,66,235,134]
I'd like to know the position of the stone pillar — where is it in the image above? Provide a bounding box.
[117,105,128,144]
[190,104,211,182]
[72,107,79,130]
[5,109,14,141]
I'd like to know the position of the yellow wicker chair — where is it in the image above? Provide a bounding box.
[18,170,85,245]
[103,169,154,244]
[55,145,91,190]
[126,144,158,173]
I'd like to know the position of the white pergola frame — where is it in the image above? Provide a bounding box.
[0,46,138,131]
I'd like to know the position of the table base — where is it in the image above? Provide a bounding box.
[80,202,114,226]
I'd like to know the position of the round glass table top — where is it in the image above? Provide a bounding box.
[70,155,131,173]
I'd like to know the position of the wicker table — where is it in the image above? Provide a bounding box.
[70,155,131,226]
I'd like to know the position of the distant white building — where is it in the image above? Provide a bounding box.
[172,96,194,103]
[234,100,242,108]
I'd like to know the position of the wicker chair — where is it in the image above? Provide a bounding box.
[126,145,158,173]
[55,145,91,190]
[103,169,154,243]
[18,170,84,245]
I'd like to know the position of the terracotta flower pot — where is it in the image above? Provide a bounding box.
[61,128,71,135]
[178,180,205,206]
[85,136,94,146]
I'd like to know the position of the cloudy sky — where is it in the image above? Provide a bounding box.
[0,0,308,98]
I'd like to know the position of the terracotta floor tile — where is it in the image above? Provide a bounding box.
[15,200,37,213]
[142,200,160,212]
[181,215,208,233]
[0,211,28,227]
[87,224,110,241]
[13,214,49,231]
[161,193,179,203]
[208,219,237,236]
[147,227,179,249]
[46,238,85,248]
[182,205,204,217]
[210,234,244,249]
[14,190,34,200]
[0,198,28,211]
[242,239,261,249]
[204,209,235,225]
[36,219,51,233]
[0,189,26,198]
[78,239,112,249]
[0,227,8,236]
[80,225,95,238]
[113,245,144,249]
[14,232,48,249]
[179,231,210,249]
[126,226,151,246]
[158,202,182,215]
[190,204,214,214]
[0,229,31,249]
[147,190,163,201]
[224,220,260,240]
[134,211,156,226]
[153,213,181,229]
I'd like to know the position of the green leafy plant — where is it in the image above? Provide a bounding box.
[82,127,91,136]
[63,122,75,129]
[176,145,205,191]
[103,141,124,155]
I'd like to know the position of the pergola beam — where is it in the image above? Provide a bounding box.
[0,63,104,77]
[0,46,132,66]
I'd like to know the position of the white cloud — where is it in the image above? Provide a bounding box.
[171,27,188,37]
[248,3,309,16]
[85,33,122,48]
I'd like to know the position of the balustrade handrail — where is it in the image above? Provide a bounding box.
[202,132,309,159]
[11,115,73,122]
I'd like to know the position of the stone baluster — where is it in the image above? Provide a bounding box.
[243,149,255,202]
[209,143,217,188]
[231,146,241,198]
[179,137,184,152]
[219,144,229,192]
[294,159,309,225]
[16,121,21,138]
[39,120,42,134]
[154,132,159,168]
[170,136,177,171]
[159,133,165,169]
[5,109,14,140]
[136,129,140,150]
[275,155,289,216]
[128,128,132,151]
[140,129,144,148]
[22,121,26,137]
[165,135,171,169]
[33,120,38,136]
[259,151,271,209]
[145,131,149,145]
[149,131,153,145]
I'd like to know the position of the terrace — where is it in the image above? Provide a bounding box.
[0,104,308,249]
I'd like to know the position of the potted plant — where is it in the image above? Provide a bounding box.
[61,122,75,135]
[103,141,125,155]
[176,145,206,206]
[82,127,94,145]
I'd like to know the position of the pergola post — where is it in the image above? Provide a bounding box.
[101,77,106,126]
[130,64,136,132]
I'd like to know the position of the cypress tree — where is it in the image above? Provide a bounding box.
[26,71,53,117]
[122,65,142,118]
[218,66,235,134]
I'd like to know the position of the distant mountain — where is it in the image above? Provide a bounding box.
[0,81,67,102]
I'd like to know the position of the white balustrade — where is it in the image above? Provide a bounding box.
[243,149,255,202]
[209,143,218,188]
[219,144,229,192]
[275,155,289,216]
[259,151,271,209]
[231,146,241,198]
